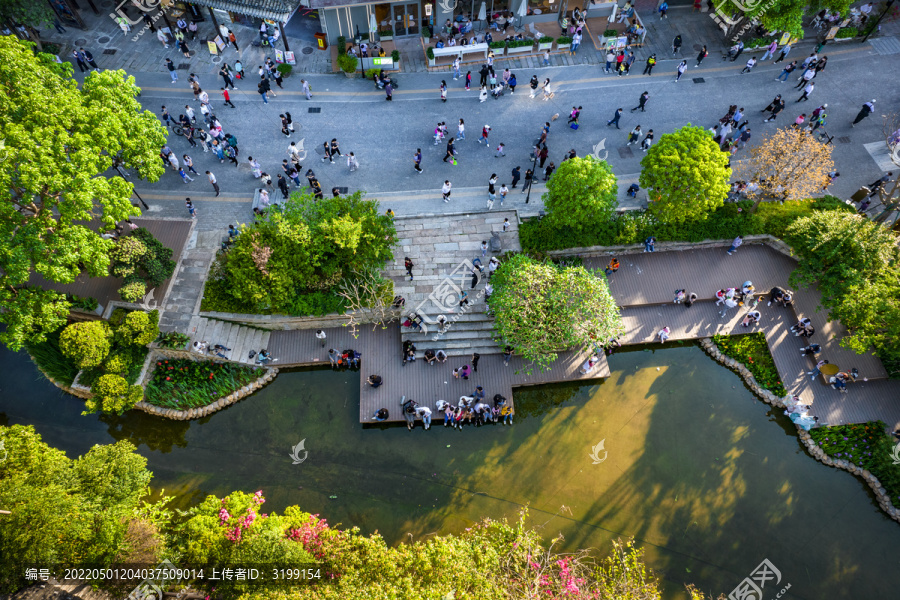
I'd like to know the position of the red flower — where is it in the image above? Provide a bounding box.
[166,377,171,381]
[168,366,174,370]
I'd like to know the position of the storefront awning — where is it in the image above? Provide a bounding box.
[187,0,304,21]
[307,0,373,9]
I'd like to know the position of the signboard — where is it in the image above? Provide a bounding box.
[373,57,394,67]
[825,26,839,40]
[275,49,285,63]
[207,40,218,55]
[604,36,627,51]
[213,35,226,51]
[425,3,432,15]
[285,51,296,65]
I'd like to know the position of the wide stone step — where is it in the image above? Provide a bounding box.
[402,328,496,343]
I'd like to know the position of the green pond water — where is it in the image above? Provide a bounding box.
[2,343,898,599]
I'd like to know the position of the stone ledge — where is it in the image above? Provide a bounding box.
[544,235,795,260]
[699,336,900,524]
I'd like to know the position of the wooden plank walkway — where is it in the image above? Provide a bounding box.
[28,218,193,310]
[267,325,610,424]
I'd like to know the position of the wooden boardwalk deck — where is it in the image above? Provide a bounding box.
[267,324,610,424]
[28,218,193,310]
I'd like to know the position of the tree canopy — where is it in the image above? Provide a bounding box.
[209,191,397,313]
[717,0,850,38]
[784,211,900,374]
[0,37,167,351]
[543,156,619,231]
[490,254,624,371]
[640,125,732,224]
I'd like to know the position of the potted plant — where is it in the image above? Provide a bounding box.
[537,35,554,50]
[337,53,359,77]
[422,29,431,44]
[379,29,394,41]
[557,35,573,47]
[276,63,292,78]
[337,35,347,55]
[507,39,533,54]
[391,49,400,64]
[599,28,617,46]
[426,46,435,67]
[489,40,507,55]
[834,26,858,40]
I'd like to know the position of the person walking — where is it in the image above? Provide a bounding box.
[249,157,262,179]
[541,78,553,100]
[521,168,534,195]
[760,39,778,61]
[452,56,461,80]
[695,44,709,67]
[257,79,269,104]
[478,124,491,145]
[228,29,239,50]
[675,61,687,81]
[605,49,616,73]
[178,167,194,183]
[511,166,521,188]
[206,171,219,196]
[80,48,99,71]
[479,85,489,103]
[73,49,87,72]
[727,235,743,255]
[442,180,452,203]
[443,138,456,163]
[316,330,327,347]
[185,198,196,217]
[183,154,199,175]
[773,43,791,63]
[607,107,623,129]
[413,148,423,173]
[731,40,744,62]
[300,79,312,100]
[813,56,828,77]
[219,64,236,89]
[642,54,657,75]
[165,58,178,83]
[631,91,650,112]
[220,88,235,108]
[672,34,682,55]
[508,72,517,93]
[179,38,191,58]
[494,143,506,158]
[347,152,359,173]
[537,145,549,168]
[440,80,448,102]
[385,80,393,100]
[487,182,496,209]
[544,161,556,181]
[457,118,465,140]
[640,129,654,152]
[775,60,797,82]
[797,81,814,102]
[795,66,815,89]
[529,75,540,98]
[852,99,876,126]
[740,57,757,74]
[626,125,641,145]
[479,63,490,87]
[567,106,582,125]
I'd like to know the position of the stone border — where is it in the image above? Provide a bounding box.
[697,337,900,523]
[132,348,278,420]
[28,354,93,400]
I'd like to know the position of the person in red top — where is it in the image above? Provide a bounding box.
[221,87,235,108]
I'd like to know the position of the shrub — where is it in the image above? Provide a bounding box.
[364,67,380,79]
[131,228,175,287]
[557,36,573,44]
[286,291,346,317]
[103,351,132,375]
[378,29,393,38]
[489,41,507,49]
[275,63,292,76]
[66,294,99,312]
[59,321,112,369]
[539,36,554,43]
[809,421,900,508]
[744,37,771,48]
[337,53,358,73]
[426,46,435,59]
[156,331,191,350]
[109,237,148,279]
[118,276,146,303]
[711,333,787,396]
[115,310,160,347]
[24,328,80,386]
[835,26,858,38]
[391,49,400,63]
[603,29,618,37]
[86,373,143,415]
[336,35,346,54]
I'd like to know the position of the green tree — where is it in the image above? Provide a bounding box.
[214,191,396,313]
[0,426,151,593]
[543,156,619,231]
[784,211,900,373]
[0,0,55,51]
[0,37,167,351]
[490,255,624,371]
[640,125,731,224]
[59,321,112,369]
[114,310,160,347]
[86,374,144,415]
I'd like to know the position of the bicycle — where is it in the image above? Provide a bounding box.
[171,124,184,136]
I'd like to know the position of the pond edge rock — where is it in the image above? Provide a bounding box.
[698,337,900,523]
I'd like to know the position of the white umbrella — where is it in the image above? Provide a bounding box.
[478,1,486,22]
[369,12,377,42]
[517,0,527,18]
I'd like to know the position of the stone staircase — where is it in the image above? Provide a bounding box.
[389,211,521,357]
[187,315,271,366]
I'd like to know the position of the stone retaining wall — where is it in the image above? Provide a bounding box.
[133,347,278,420]
[198,307,405,331]
[544,235,795,260]
[29,355,93,400]
[698,337,900,524]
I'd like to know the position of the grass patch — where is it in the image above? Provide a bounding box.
[24,328,80,387]
[711,333,787,396]
[809,421,900,509]
[144,358,265,409]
